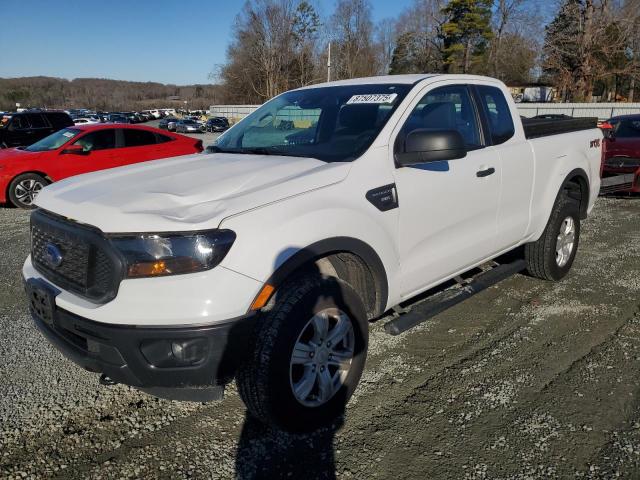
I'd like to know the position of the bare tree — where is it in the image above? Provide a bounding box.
[544,0,640,101]
[327,0,379,79]
[375,18,396,75]
[389,0,446,74]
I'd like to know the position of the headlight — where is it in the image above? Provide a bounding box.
[110,230,236,278]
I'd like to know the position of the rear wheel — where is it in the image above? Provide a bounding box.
[525,193,581,281]
[237,275,368,432]
[8,173,49,209]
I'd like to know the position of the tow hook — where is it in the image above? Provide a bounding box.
[99,373,118,386]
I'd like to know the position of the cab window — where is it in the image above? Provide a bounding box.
[399,85,482,150]
[74,130,116,152]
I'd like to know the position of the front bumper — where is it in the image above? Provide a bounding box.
[26,277,256,396]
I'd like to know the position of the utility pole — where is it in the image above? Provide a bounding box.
[327,42,332,83]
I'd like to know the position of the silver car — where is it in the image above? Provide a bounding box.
[175,119,204,133]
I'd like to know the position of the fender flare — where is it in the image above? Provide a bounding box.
[558,167,590,219]
[265,236,389,316]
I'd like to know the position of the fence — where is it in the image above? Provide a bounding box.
[516,103,640,120]
[210,102,640,122]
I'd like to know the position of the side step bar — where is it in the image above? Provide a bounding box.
[384,259,526,336]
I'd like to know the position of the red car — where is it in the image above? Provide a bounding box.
[0,124,203,208]
[600,115,640,195]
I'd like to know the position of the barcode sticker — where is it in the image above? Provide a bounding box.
[346,93,398,105]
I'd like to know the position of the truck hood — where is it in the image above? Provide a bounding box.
[35,152,350,232]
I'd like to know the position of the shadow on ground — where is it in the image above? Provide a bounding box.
[235,413,342,479]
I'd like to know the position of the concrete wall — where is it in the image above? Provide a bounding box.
[516,103,640,120]
[210,103,640,122]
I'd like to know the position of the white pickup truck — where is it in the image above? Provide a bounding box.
[23,74,602,431]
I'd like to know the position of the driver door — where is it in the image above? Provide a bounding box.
[392,84,502,299]
[58,129,117,179]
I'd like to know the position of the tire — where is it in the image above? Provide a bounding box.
[8,173,49,209]
[525,193,581,281]
[237,275,369,432]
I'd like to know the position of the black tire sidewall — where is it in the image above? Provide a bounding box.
[245,277,368,432]
[544,199,581,280]
[8,173,48,209]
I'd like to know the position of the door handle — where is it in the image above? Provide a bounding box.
[476,167,495,178]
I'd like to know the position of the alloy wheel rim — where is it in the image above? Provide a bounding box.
[289,308,355,408]
[555,216,576,267]
[14,179,44,206]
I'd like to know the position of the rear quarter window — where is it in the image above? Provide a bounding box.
[155,133,174,143]
[123,129,157,147]
[476,85,515,145]
[47,113,74,128]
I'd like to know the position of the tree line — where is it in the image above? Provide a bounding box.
[217,0,640,103]
[0,77,223,111]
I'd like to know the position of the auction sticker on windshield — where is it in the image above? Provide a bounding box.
[347,93,398,104]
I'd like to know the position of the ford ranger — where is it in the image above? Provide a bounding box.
[23,74,602,432]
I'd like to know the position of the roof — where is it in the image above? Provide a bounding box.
[296,73,504,90]
[71,123,166,132]
[609,114,640,121]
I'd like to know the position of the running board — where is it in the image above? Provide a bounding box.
[384,259,526,336]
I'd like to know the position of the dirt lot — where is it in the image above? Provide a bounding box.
[1,197,639,479]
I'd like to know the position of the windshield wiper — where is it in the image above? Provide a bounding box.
[206,145,283,156]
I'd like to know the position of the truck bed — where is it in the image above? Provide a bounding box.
[522,117,598,139]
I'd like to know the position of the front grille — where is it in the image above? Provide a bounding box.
[30,210,123,303]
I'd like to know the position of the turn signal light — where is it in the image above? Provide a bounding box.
[250,284,275,310]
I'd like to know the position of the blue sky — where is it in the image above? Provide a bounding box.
[0,0,415,85]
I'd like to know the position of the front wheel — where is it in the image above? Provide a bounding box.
[237,275,368,432]
[525,194,581,281]
[8,173,49,209]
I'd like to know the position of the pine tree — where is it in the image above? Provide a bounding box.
[440,0,493,74]
[389,32,414,74]
[542,0,582,99]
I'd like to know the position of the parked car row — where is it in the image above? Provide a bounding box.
[157,115,230,134]
[66,108,178,125]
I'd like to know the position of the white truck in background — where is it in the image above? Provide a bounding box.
[23,74,602,432]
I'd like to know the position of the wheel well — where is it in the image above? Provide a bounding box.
[266,238,389,320]
[563,172,589,219]
[5,171,51,201]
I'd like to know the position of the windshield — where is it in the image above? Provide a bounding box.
[612,118,640,138]
[214,84,411,162]
[25,128,80,152]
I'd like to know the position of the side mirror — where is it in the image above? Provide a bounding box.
[61,144,87,155]
[396,129,467,166]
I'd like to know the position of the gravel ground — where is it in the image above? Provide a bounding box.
[0,196,639,479]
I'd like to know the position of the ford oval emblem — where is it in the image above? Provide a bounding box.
[44,242,63,268]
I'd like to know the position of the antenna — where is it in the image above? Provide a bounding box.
[327,42,332,82]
